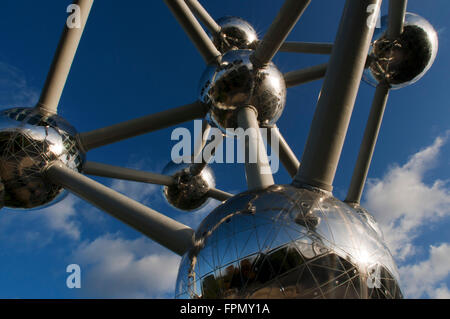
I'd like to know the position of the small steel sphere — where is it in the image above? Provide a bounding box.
[199,49,286,133]
[364,13,438,89]
[0,107,85,209]
[162,160,215,212]
[176,185,402,299]
[213,16,258,53]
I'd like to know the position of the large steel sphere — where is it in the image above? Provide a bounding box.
[176,185,402,299]
[212,16,258,53]
[162,160,215,212]
[0,107,85,209]
[199,49,286,133]
[363,13,438,89]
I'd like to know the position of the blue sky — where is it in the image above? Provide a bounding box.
[0,0,448,298]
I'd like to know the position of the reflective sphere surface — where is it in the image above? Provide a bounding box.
[200,50,286,133]
[176,185,402,299]
[162,160,215,212]
[212,16,258,53]
[0,107,85,209]
[364,13,438,89]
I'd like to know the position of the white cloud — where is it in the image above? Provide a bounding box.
[432,284,450,299]
[362,132,450,299]
[0,194,83,246]
[35,195,81,240]
[0,61,38,108]
[364,132,450,260]
[398,243,450,299]
[72,234,181,298]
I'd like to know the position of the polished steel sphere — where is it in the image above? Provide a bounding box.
[212,16,258,53]
[162,160,215,212]
[199,49,286,133]
[0,107,85,209]
[363,13,438,89]
[176,184,402,299]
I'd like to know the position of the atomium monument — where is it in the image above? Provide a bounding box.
[0,0,439,299]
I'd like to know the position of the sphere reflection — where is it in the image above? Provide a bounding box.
[199,50,286,133]
[0,107,85,209]
[364,13,438,89]
[162,160,215,212]
[212,16,258,53]
[176,185,402,299]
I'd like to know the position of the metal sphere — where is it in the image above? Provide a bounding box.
[212,16,258,53]
[0,107,85,209]
[363,13,438,89]
[176,184,402,299]
[199,49,286,133]
[162,160,216,212]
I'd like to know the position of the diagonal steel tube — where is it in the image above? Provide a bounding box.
[77,101,207,151]
[192,119,211,160]
[294,0,381,192]
[45,162,194,256]
[37,0,93,115]
[345,84,390,204]
[207,188,233,202]
[251,0,311,67]
[190,136,222,176]
[388,0,408,39]
[237,106,275,190]
[83,160,231,201]
[83,161,174,186]
[278,41,333,54]
[266,125,300,178]
[284,63,328,88]
[164,0,221,65]
[185,0,221,35]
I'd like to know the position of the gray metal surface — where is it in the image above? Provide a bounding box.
[388,0,408,39]
[278,41,333,54]
[266,125,300,178]
[190,137,220,177]
[284,63,327,88]
[176,184,402,298]
[164,0,221,65]
[162,160,216,211]
[206,188,233,202]
[4,0,440,300]
[78,101,207,150]
[294,0,381,192]
[0,107,85,209]
[45,162,194,255]
[212,16,259,53]
[363,12,439,90]
[345,84,390,204]
[37,0,93,115]
[237,107,274,190]
[251,0,311,67]
[200,50,286,133]
[192,120,211,160]
[185,0,221,35]
[83,161,174,186]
